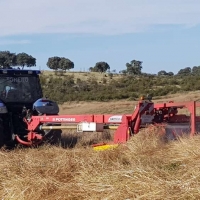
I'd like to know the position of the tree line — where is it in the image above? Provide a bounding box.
[0,51,36,69]
[47,58,200,77]
[1,50,200,77]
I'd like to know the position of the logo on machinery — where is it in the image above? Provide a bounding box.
[7,77,28,82]
[52,117,76,122]
[108,115,122,123]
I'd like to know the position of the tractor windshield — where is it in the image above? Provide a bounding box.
[0,76,42,103]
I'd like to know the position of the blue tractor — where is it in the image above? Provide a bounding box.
[0,69,62,148]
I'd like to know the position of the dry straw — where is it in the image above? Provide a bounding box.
[1,130,200,200]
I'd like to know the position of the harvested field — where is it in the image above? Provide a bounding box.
[1,133,200,199]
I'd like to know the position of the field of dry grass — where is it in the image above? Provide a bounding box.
[1,91,200,199]
[59,90,200,115]
[1,133,200,199]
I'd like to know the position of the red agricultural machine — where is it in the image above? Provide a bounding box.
[0,69,200,149]
[20,97,200,150]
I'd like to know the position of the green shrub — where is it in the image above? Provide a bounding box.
[39,73,200,102]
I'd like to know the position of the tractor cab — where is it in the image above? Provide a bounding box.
[0,69,43,111]
[0,69,61,148]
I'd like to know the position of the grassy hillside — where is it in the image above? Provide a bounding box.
[59,90,200,114]
[42,70,122,83]
[40,71,200,103]
[1,93,200,199]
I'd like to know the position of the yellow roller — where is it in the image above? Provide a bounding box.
[93,144,118,151]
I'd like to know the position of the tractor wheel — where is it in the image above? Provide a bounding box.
[0,118,5,148]
[43,124,62,145]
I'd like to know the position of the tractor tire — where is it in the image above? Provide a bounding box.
[0,118,5,148]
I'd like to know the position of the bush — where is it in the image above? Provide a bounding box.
[102,78,107,84]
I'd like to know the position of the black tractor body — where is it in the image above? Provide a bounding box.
[0,69,61,148]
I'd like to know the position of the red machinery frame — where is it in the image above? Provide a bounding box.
[15,100,200,146]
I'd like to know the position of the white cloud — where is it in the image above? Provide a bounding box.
[0,39,31,45]
[0,0,200,36]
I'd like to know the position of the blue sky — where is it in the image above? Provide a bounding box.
[0,0,200,74]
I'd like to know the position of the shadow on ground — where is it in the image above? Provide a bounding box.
[60,131,113,148]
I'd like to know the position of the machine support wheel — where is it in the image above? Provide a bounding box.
[45,130,62,145]
[43,123,62,145]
